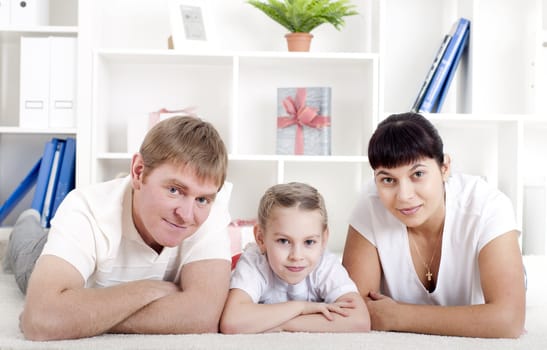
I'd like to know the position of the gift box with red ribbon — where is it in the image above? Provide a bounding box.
[126,107,197,153]
[276,87,331,155]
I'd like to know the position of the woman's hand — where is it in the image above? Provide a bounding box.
[366,291,399,331]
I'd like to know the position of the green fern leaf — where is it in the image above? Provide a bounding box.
[247,0,358,33]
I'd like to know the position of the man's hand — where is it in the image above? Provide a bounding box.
[21,255,185,340]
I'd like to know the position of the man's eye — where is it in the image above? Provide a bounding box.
[414,171,425,178]
[168,187,179,195]
[277,239,289,245]
[196,197,210,206]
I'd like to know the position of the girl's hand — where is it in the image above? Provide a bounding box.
[298,298,356,320]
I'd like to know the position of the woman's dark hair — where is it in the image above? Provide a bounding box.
[368,112,444,170]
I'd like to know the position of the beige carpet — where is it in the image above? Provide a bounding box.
[2,270,547,349]
[1,235,546,349]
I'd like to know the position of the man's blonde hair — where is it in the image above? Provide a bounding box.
[139,116,228,189]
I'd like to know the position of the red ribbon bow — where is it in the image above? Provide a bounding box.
[277,88,330,155]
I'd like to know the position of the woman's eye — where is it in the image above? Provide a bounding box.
[414,170,425,178]
[277,239,289,245]
[381,177,394,184]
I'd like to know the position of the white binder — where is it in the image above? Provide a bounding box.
[19,36,50,129]
[0,0,11,25]
[10,0,48,26]
[49,36,76,128]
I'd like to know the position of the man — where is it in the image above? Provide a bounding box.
[4,116,233,340]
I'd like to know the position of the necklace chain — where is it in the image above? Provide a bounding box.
[409,228,443,284]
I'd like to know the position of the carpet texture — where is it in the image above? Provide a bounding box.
[1,270,546,350]
[1,234,546,349]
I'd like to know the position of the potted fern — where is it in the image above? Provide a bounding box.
[247,0,358,52]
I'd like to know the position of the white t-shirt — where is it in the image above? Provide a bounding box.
[230,243,358,304]
[42,176,232,288]
[349,173,518,305]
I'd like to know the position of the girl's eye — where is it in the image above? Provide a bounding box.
[277,238,289,245]
[304,239,316,246]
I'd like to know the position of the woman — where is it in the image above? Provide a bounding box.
[342,112,525,338]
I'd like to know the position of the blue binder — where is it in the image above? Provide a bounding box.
[50,137,76,221]
[419,18,471,113]
[31,139,59,214]
[0,158,41,224]
[435,27,470,113]
[40,139,66,228]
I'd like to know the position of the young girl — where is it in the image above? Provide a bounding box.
[220,182,370,334]
[342,112,525,338]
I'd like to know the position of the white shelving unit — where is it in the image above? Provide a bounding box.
[79,0,547,254]
[4,0,547,255]
[381,0,546,257]
[91,49,377,252]
[0,0,78,226]
[79,0,376,252]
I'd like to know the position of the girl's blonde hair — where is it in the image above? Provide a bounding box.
[257,182,328,230]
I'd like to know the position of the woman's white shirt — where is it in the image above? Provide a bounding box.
[349,173,519,305]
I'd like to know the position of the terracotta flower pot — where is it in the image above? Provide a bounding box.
[285,32,313,52]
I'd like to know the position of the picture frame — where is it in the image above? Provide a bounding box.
[168,0,216,51]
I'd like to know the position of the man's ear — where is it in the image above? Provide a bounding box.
[441,154,451,181]
[130,153,145,190]
[253,224,266,254]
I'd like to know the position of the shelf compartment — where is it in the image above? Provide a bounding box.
[93,158,131,184]
[0,133,75,226]
[0,0,78,34]
[226,159,279,224]
[0,26,78,39]
[0,32,78,128]
[226,158,373,253]
[523,121,547,183]
[235,54,378,157]
[523,176,547,255]
[283,161,373,253]
[93,51,234,162]
[0,127,76,134]
[432,119,520,207]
